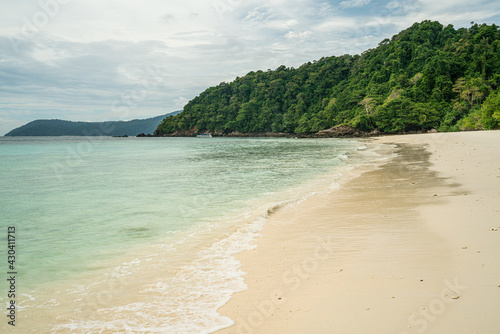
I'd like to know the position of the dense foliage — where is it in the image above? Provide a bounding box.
[156,21,500,135]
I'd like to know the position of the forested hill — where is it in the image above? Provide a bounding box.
[6,111,180,137]
[155,21,500,136]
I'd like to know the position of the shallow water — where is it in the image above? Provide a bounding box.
[0,136,370,332]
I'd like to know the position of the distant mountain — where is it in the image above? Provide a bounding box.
[5,111,181,137]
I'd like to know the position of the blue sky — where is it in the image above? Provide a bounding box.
[1,0,499,135]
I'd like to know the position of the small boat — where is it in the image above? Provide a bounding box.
[196,134,212,138]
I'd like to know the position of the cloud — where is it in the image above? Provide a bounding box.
[285,30,312,40]
[266,19,298,30]
[314,17,360,32]
[244,5,273,23]
[1,0,500,135]
[174,96,189,109]
[159,13,176,24]
[339,0,372,9]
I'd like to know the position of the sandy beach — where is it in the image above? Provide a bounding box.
[216,130,500,334]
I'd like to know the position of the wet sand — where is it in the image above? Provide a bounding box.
[216,131,500,334]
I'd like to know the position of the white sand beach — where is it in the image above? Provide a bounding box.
[217,130,500,334]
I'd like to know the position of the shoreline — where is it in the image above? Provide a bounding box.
[153,126,433,138]
[216,130,500,333]
[1,136,364,333]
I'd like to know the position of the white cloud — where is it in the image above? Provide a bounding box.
[244,5,273,23]
[174,96,189,109]
[265,19,298,30]
[285,30,312,39]
[1,0,500,134]
[339,0,372,9]
[314,17,359,32]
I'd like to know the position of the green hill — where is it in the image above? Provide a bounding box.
[155,21,500,136]
[5,111,181,137]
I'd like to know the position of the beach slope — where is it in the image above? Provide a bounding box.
[217,131,500,334]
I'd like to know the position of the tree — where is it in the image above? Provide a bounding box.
[154,21,500,136]
[480,88,500,129]
[359,97,377,116]
[453,77,488,109]
[452,78,467,104]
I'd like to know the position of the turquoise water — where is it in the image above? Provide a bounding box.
[0,136,366,332]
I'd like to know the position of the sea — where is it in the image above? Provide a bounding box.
[0,136,384,333]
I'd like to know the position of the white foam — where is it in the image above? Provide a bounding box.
[51,213,270,333]
[48,139,388,333]
[338,153,348,160]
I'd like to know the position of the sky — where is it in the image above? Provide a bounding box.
[1,0,499,135]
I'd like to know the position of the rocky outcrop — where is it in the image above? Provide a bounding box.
[316,125,379,138]
[154,126,384,138]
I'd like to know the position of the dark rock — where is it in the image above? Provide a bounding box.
[155,126,382,138]
[316,125,371,138]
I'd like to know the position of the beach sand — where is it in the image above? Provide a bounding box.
[216,130,500,334]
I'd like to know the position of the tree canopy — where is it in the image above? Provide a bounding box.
[155,21,500,136]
